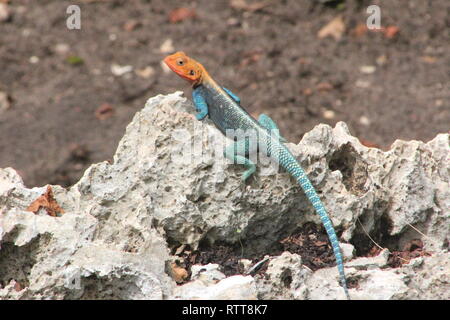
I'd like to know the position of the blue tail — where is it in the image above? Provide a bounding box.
[280,148,350,299]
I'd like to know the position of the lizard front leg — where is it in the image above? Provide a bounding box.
[192,88,209,120]
[222,87,241,104]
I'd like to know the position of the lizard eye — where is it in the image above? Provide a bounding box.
[176,59,184,66]
[189,70,195,76]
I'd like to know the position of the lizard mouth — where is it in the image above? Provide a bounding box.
[163,57,195,83]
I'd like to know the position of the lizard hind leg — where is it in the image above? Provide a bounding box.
[223,140,256,182]
[258,114,287,142]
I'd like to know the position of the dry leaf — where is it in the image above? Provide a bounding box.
[316,82,334,91]
[318,16,345,40]
[302,88,313,96]
[14,281,22,292]
[123,20,141,32]
[170,262,188,283]
[421,56,437,64]
[351,23,368,37]
[135,66,155,79]
[314,240,328,247]
[26,186,64,217]
[359,139,381,149]
[368,245,382,257]
[95,103,114,120]
[297,57,311,65]
[383,26,399,39]
[239,51,263,67]
[169,8,196,23]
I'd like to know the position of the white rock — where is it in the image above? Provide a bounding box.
[353,269,409,300]
[172,275,257,300]
[239,259,253,273]
[191,263,226,283]
[111,63,133,76]
[402,251,449,300]
[255,251,310,300]
[346,248,390,269]
[340,243,355,261]
[1,92,448,300]
[303,266,353,300]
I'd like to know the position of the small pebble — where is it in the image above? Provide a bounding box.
[135,66,155,79]
[355,80,371,88]
[0,3,10,22]
[22,29,31,37]
[359,115,371,126]
[323,110,335,119]
[160,60,171,74]
[0,91,11,113]
[376,55,387,66]
[227,17,240,27]
[29,56,39,64]
[111,64,133,76]
[54,43,70,55]
[160,39,174,54]
[360,65,376,74]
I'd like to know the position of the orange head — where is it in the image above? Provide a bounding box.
[164,52,205,85]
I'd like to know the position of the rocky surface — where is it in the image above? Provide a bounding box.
[0,92,448,300]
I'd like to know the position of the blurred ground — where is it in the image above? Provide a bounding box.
[0,0,448,187]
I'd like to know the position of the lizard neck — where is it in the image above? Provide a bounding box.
[196,70,223,93]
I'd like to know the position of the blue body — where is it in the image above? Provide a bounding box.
[192,80,350,299]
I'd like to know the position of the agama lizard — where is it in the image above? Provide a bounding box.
[164,52,350,299]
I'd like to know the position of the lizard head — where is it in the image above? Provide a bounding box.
[164,52,204,85]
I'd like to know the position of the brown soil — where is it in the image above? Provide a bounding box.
[0,0,448,188]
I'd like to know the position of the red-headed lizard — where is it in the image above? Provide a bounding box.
[164,52,350,299]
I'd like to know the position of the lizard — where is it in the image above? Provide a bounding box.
[164,51,350,299]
